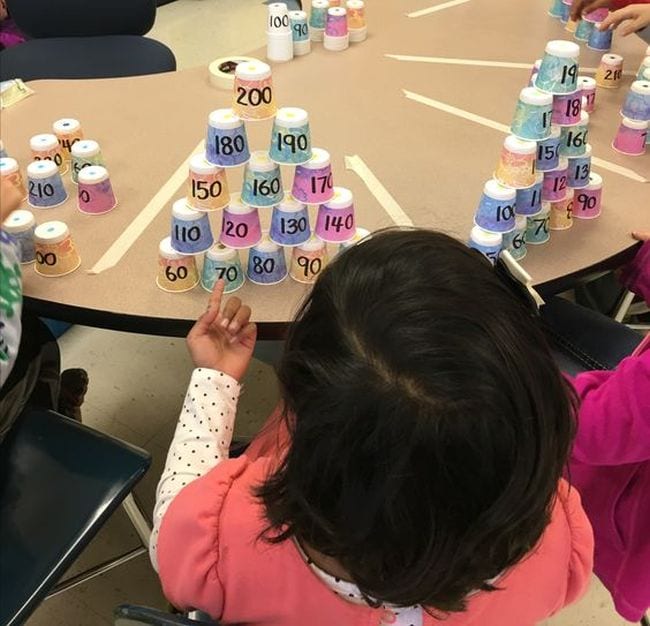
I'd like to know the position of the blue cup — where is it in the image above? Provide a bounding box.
[511,87,553,141]
[567,146,592,188]
[241,151,284,208]
[559,2,570,23]
[246,236,288,285]
[201,244,245,293]
[474,179,516,233]
[548,0,564,18]
[269,196,311,246]
[515,174,543,216]
[290,11,309,41]
[526,203,551,245]
[574,19,594,41]
[588,25,613,51]
[468,226,502,265]
[26,160,67,208]
[536,41,580,94]
[536,126,561,171]
[3,209,36,263]
[206,109,250,168]
[170,199,214,254]
[268,108,312,165]
[502,215,528,261]
[621,81,650,121]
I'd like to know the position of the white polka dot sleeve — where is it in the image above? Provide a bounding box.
[149,367,241,571]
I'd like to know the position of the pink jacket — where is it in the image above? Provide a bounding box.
[569,337,650,621]
[157,417,593,625]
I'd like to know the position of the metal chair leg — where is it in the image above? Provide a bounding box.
[614,290,636,323]
[122,492,152,546]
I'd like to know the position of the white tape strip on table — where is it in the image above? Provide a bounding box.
[88,140,205,275]
[402,89,648,184]
[406,0,471,19]
[345,155,413,226]
[386,55,636,76]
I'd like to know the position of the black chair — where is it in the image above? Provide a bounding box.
[0,409,151,626]
[0,0,175,81]
[115,605,219,625]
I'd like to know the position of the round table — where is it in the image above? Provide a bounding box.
[3,0,648,338]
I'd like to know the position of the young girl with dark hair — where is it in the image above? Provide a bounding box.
[151,229,593,625]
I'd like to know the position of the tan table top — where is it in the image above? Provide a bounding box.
[3,0,649,336]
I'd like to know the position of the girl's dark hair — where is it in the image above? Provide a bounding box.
[257,229,576,612]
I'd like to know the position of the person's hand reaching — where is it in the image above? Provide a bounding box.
[570,0,611,22]
[632,231,650,241]
[599,3,650,35]
[186,280,257,381]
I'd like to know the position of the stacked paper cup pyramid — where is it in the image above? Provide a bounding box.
[469,40,605,264]
[158,56,367,294]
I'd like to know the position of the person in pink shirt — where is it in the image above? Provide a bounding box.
[152,230,593,626]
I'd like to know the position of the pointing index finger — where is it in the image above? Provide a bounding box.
[208,279,226,313]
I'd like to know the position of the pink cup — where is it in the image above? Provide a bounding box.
[325,7,348,36]
[291,148,334,204]
[315,187,356,243]
[542,157,569,201]
[219,194,262,249]
[612,118,648,156]
[573,172,602,219]
[77,166,117,215]
[552,91,582,126]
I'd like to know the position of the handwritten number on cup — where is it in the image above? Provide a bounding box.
[236,86,273,107]
[29,181,55,198]
[324,213,353,233]
[224,220,249,239]
[310,173,333,194]
[252,256,275,274]
[165,265,188,282]
[214,135,245,156]
[36,251,57,266]
[192,179,222,200]
[175,224,201,242]
[253,177,281,197]
[280,216,307,235]
[277,132,308,154]
[297,255,321,278]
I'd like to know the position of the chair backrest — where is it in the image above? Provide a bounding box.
[6,0,156,38]
[0,410,151,626]
[114,605,219,626]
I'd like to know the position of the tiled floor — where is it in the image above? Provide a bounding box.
[25,1,642,625]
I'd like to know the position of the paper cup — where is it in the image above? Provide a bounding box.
[549,189,574,230]
[511,87,553,141]
[325,7,347,36]
[289,237,328,284]
[494,135,537,189]
[559,111,589,156]
[219,194,262,249]
[290,10,311,55]
[584,7,609,22]
[565,18,578,33]
[30,133,68,175]
[246,235,288,285]
[595,53,623,89]
[536,41,580,94]
[535,126,561,172]
[309,0,329,40]
[578,76,597,112]
[587,24,612,51]
[573,172,602,219]
[269,194,311,246]
[187,154,229,212]
[346,0,365,27]
[77,165,116,215]
[468,226,502,264]
[637,57,650,80]
[548,0,564,18]
[241,151,283,208]
[233,60,276,121]
[291,148,334,204]
[315,187,356,243]
[526,203,551,245]
[170,198,214,254]
[474,179,516,232]
[206,109,250,168]
[612,117,648,156]
[542,157,569,201]
[267,2,290,33]
[528,59,542,87]
[201,244,245,293]
[567,145,592,188]
[0,157,27,201]
[156,236,199,292]
[515,173,543,216]
[559,2,570,22]
[502,214,528,261]
[552,91,582,126]
[574,19,594,41]
[338,226,371,253]
[266,30,294,63]
[269,107,312,165]
[34,221,81,277]
[621,80,650,122]
[71,140,104,184]
[2,209,36,263]
[52,118,83,161]
[27,160,67,209]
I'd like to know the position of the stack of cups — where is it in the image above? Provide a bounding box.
[595,54,624,89]
[346,0,367,43]
[324,7,349,51]
[621,80,650,122]
[34,221,81,277]
[2,209,36,264]
[267,2,294,63]
[578,76,597,113]
[309,0,329,42]
[290,10,311,56]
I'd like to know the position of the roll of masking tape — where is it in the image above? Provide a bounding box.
[208,57,258,90]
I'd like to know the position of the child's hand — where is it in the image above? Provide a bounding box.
[186,280,257,381]
[632,231,650,241]
[0,178,23,223]
[570,0,611,22]
[599,3,650,34]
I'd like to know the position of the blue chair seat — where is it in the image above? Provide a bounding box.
[0,409,151,626]
[0,35,175,81]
